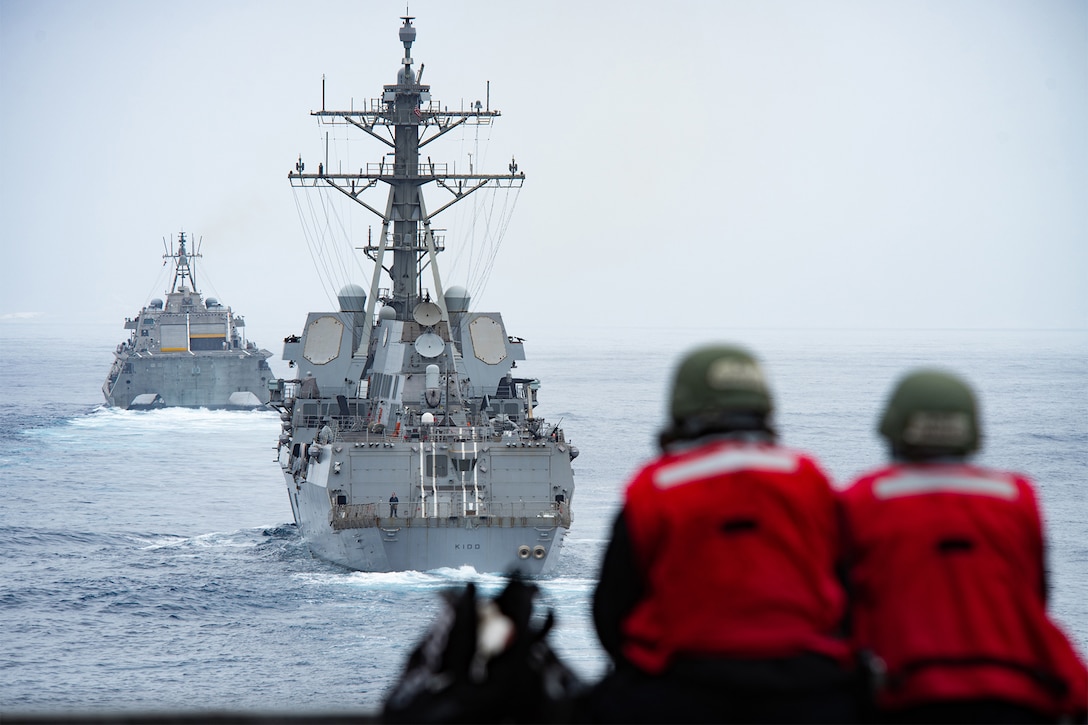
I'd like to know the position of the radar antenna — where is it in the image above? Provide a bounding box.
[164,231,201,293]
[288,16,525,338]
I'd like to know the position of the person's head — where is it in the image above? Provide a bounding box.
[659,344,774,449]
[879,368,981,461]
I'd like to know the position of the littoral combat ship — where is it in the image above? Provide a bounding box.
[272,17,577,574]
[103,232,274,410]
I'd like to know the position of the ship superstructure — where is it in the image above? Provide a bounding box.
[273,16,576,573]
[103,232,274,409]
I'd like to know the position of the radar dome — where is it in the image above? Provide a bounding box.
[337,284,367,312]
[378,306,397,320]
[150,299,164,309]
[444,285,471,313]
[205,297,219,308]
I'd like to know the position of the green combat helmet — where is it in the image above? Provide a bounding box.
[660,344,775,448]
[879,369,981,460]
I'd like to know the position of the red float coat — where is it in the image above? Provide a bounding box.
[840,462,1088,718]
[618,439,850,675]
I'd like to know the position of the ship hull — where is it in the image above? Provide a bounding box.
[104,350,273,409]
[282,442,572,575]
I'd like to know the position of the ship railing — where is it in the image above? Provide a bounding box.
[330,498,571,530]
[364,233,446,254]
[330,502,378,530]
[300,416,565,447]
[325,97,497,122]
[298,414,368,433]
[417,427,494,443]
[365,161,451,178]
[402,425,563,445]
[335,425,502,445]
[479,499,571,527]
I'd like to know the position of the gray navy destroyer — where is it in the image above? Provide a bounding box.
[103,232,274,410]
[272,16,577,574]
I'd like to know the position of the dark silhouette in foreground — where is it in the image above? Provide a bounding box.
[383,576,584,723]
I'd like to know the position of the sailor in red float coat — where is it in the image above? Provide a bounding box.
[842,463,1088,720]
[617,440,850,673]
[588,345,857,724]
[840,369,1087,723]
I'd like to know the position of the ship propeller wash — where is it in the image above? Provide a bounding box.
[273,16,577,574]
[103,232,274,410]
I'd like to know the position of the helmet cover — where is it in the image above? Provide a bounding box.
[669,344,773,424]
[879,369,980,457]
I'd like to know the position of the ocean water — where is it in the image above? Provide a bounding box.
[1,322,1086,716]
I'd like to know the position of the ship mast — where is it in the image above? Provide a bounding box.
[288,16,524,334]
[165,231,200,293]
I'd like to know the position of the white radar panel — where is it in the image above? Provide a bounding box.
[414,332,445,358]
[412,301,443,326]
[303,316,345,365]
[469,315,508,365]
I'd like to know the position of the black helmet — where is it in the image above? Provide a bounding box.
[661,344,773,446]
[879,369,980,460]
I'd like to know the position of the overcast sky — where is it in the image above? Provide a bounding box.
[2,0,1085,350]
